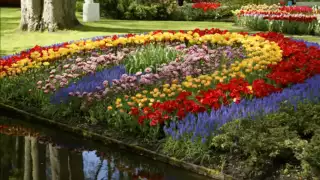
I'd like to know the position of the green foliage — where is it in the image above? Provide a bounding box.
[123,44,181,74]
[162,137,212,164]
[96,0,177,20]
[97,0,133,19]
[303,132,320,176]
[211,102,320,179]
[124,2,158,20]
[170,4,237,21]
[81,0,234,21]
[211,115,303,178]
[0,70,49,109]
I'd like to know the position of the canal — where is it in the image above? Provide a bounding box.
[0,116,210,180]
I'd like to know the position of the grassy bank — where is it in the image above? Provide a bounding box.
[1,7,319,56]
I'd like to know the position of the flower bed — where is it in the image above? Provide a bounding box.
[234,4,320,35]
[192,2,221,12]
[1,28,320,179]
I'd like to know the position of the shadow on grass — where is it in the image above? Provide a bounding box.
[1,17,20,21]
[73,23,249,34]
[0,46,22,56]
[73,24,159,34]
[0,49,14,57]
[1,22,19,32]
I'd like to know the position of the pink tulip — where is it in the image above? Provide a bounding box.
[145,67,152,73]
[76,58,83,62]
[103,80,109,87]
[135,72,142,76]
[68,92,75,96]
[63,64,70,69]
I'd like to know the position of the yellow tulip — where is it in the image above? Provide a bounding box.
[170,86,176,91]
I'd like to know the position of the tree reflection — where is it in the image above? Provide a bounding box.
[14,136,24,177]
[0,134,13,180]
[0,128,86,180]
[24,136,31,180]
[31,137,46,180]
[0,122,208,180]
[68,151,85,180]
[49,144,70,180]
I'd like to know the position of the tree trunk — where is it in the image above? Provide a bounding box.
[20,0,43,31]
[42,0,80,31]
[20,0,80,32]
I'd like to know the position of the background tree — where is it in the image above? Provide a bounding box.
[20,0,80,32]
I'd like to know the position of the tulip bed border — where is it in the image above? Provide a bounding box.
[1,29,319,62]
[0,103,233,180]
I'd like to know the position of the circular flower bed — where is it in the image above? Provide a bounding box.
[1,28,320,179]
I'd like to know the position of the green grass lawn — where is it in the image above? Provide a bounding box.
[1,7,319,56]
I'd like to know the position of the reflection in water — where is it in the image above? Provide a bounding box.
[0,118,210,180]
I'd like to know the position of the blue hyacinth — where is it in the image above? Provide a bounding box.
[164,74,320,143]
[50,65,126,104]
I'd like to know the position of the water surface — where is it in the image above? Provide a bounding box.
[0,117,210,180]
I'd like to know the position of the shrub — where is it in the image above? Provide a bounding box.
[124,2,158,20]
[78,0,235,21]
[210,103,320,179]
[170,4,237,21]
[97,0,133,19]
[96,0,177,20]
